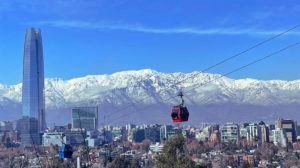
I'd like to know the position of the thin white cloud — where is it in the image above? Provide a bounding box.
[34,20,300,36]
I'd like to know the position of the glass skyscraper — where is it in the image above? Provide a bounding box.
[72,107,98,130]
[21,28,46,145]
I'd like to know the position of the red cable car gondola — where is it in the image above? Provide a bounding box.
[171,92,189,122]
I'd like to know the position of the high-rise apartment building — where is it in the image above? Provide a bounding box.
[247,123,261,142]
[259,121,269,144]
[72,107,98,130]
[160,125,173,141]
[125,124,136,131]
[210,130,220,143]
[132,129,145,143]
[21,28,46,145]
[273,128,287,147]
[220,123,239,143]
[268,124,276,142]
[239,123,249,139]
[144,126,160,142]
[209,124,220,133]
[275,119,297,143]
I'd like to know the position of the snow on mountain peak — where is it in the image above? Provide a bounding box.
[1,69,300,109]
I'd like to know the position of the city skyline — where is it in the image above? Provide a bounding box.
[0,1,299,167]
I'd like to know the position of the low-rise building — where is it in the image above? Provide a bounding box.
[149,142,164,153]
[121,150,137,160]
[0,121,13,132]
[43,132,65,146]
[65,129,86,145]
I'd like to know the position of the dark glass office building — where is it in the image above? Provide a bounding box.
[21,28,46,145]
[72,107,98,130]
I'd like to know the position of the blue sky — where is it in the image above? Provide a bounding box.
[0,0,300,85]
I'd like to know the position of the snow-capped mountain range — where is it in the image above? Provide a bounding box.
[1,69,300,125]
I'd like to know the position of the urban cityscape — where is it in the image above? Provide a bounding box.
[1,1,300,168]
[1,110,300,167]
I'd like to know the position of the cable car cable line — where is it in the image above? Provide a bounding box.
[24,25,300,166]
[108,41,300,125]
[105,24,300,121]
[178,92,184,107]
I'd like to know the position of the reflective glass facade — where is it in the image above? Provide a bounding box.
[22,28,46,145]
[72,107,98,130]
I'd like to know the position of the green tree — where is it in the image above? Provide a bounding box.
[197,142,212,154]
[141,139,151,153]
[107,156,130,168]
[156,134,196,168]
[239,162,250,168]
[295,152,300,159]
[286,142,293,152]
[107,156,141,168]
[44,156,70,168]
[130,158,141,168]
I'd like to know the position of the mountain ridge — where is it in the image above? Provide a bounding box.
[1,69,300,125]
